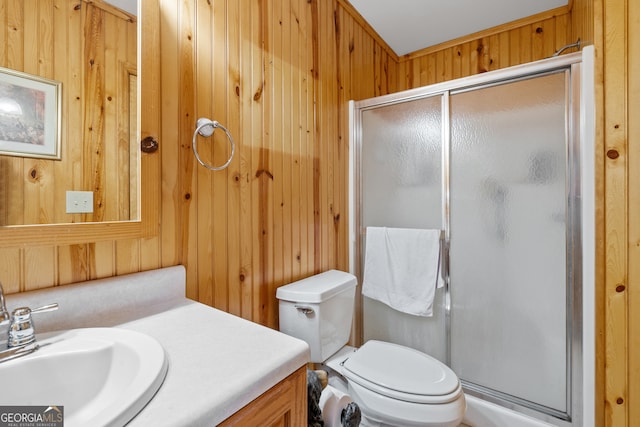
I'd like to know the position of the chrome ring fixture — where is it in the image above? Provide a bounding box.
[192,118,235,171]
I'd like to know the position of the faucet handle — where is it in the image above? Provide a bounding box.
[30,303,59,315]
[8,303,59,348]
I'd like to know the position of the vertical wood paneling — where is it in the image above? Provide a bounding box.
[588,1,606,424]
[90,240,115,279]
[115,239,140,275]
[0,248,21,293]
[227,0,242,317]
[57,244,89,284]
[573,0,595,45]
[146,0,399,329]
[336,6,350,273]
[22,1,41,225]
[399,13,573,90]
[56,2,76,224]
[246,0,262,322]
[159,0,181,271]
[289,0,302,283]
[280,0,292,313]
[518,25,533,64]
[178,0,196,303]
[210,0,228,312]
[271,0,284,325]
[321,0,337,272]
[84,5,105,222]
[263,0,278,327]
[138,0,163,271]
[302,0,314,285]
[194,0,213,307]
[598,0,634,424]
[318,0,328,272]
[24,246,55,291]
[629,0,640,422]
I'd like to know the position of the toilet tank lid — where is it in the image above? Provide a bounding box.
[276,270,357,303]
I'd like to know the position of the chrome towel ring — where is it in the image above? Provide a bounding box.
[192,117,235,171]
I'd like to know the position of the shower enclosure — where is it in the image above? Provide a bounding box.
[349,49,594,426]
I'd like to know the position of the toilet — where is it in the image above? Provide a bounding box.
[276,269,466,427]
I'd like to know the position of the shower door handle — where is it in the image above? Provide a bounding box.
[439,233,450,287]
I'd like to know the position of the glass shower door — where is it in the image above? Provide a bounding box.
[449,71,570,414]
[360,95,447,362]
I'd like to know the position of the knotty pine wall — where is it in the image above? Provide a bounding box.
[3,1,638,425]
[156,0,400,327]
[397,9,574,89]
[594,0,640,424]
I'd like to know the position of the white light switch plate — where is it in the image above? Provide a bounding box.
[66,191,94,214]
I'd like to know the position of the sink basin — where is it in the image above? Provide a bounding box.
[0,327,168,427]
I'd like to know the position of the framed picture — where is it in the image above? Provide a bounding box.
[0,66,61,160]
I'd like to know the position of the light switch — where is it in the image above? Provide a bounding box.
[66,191,94,214]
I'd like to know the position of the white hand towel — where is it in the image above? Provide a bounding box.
[362,227,442,317]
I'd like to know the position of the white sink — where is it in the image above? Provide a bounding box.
[0,327,168,427]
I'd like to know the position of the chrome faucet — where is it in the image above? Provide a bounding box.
[0,282,58,363]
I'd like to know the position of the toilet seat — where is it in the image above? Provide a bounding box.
[341,340,462,405]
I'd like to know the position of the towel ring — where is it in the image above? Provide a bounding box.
[192,118,235,171]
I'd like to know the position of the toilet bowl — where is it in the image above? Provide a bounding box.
[276,270,465,427]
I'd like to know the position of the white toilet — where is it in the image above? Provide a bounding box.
[276,269,466,427]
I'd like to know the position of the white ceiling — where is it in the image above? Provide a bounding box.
[349,0,569,56]
[104,0,137,16]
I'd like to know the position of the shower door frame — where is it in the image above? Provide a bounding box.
[349,48,594,426]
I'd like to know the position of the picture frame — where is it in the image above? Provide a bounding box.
[0,66,61,160]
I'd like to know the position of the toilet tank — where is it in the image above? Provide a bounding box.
[276,270,357,363]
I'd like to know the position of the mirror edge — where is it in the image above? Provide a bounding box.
[0,0,160,248]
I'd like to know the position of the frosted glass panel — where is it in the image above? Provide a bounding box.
[361,97,443,228]
[449,72,568,411]
[360,96,446,361]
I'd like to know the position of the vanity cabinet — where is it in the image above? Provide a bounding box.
[218,366,307,426]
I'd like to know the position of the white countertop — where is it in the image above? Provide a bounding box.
[5,266,310,426]
[122,301,309,426]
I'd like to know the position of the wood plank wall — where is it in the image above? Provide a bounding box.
[0,0,137,226]
[156,0,398,328]
[3,1,639,425]
[396,8,574,89]
[591,0,640,424]
[627,0,640,423]
[572,0,640,424]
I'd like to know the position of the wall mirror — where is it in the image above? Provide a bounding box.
[0,0,158,247]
